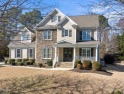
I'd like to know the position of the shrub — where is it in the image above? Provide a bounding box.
[22,58,29,63]
[29,59,35,65]
[82,60,92,69]
[20,62,24,66]
[47,60,53,66]
[75,60,82,68]
[103,54,115,64]
[4,57,9,64]
[16,59,22,62]
[114,90,122,94]
[92,61,101,71]
[26,61,31,65]
[38,63,42,68]
[77,63,82,69]
[11,62,16,65]
[8,59,15,65]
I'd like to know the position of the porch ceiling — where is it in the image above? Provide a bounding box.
[54,41,100,47]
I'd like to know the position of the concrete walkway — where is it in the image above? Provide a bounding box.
[0,62,4,65]
[0,65,73,70]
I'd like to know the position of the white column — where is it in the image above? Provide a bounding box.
[53,47,57,68]
[96,45,98,61]
[73,47,76,68]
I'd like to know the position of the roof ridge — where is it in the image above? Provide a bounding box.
[68,14,99,17]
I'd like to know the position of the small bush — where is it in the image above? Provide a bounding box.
[77,64,82,69]
[75,60,82,68]
[4,57,9,64]
[26,61,31,65]
[29,59,35,65]
[20,62,24,66]
[8,59,15,65]
[38,63,42,68]
[92,61,101,71]
[114,90,122,94]
[47,60,53,66]
[82,60,92,69]
[22,58,29,63]
[11,62,16,65]
[16,59,22,62]
[103,54,115,64]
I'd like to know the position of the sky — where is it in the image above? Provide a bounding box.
[24,0,124,27]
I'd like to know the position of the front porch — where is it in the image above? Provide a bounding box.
[53,46,99,68]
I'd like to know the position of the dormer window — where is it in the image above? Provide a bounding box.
[51,16,61,22]
[22,34,30,41]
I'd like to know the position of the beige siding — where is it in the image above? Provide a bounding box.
[43,12,65,26]
[94,30,98,40]
[57,20,76,43]
[21,31,32,43]
[22,49,27,58]
[11,49,15,59]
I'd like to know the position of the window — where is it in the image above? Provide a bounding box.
[82,30,91,40]
[62,29,72,37]
[42,30,52,40]
[42,48,51,59]
[22,34,30,41]
[81,48,91,58]
[16,49,21,58]
[51,16,61,22]
[29,49,33,58]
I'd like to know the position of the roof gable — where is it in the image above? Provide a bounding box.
[36,8,65,27]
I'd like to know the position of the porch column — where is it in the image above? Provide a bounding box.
[73,47,76,68]
[96,45,98,61]
[53,47,57,68]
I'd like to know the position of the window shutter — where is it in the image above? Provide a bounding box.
[91,48,93,57]
[91,31,94,40]
[62,29,64,37]
[79,48,82,56]
[69,29,72,37]
[80,31,82,40]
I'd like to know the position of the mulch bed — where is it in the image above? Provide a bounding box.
[71,68,113,76]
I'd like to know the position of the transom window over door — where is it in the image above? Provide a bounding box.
[82,30,91,40]
[42,48,52,59]
[81,48,91,58]
[42,30,52,40]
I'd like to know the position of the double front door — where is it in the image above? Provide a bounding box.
[63,48,73,62]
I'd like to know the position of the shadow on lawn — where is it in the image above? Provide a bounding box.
[103,64,124,72]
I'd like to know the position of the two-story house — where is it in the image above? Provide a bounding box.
[35,8,100,68]
[8,27,35,59]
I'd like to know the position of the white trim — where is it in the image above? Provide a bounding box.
[42,30,52,40]
[56,40,75,44]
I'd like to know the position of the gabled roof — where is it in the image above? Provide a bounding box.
[36,8,65,27]
[57,16,77,26]
[69,15,99,28]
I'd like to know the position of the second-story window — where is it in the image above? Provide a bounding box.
[82,30,91,40]
[42,30,52,40]
[62,29,72,37]
[22,34,30,41]
[51,16,61,22]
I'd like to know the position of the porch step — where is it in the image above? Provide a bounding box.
[56,62,73,68]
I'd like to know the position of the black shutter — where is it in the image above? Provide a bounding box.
[91,48,93,57]
[69,29,72,37]
[91,31,94,40]
[79,48,82,56]
[80,31,82,40]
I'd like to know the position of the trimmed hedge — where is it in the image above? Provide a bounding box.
[75,60,82,68]
[8,59,15,65]
[47,60,53,66]
[82,60,92,69]
[92,61,101,71]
